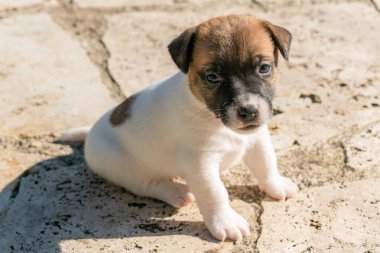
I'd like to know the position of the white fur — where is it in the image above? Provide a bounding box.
[64,72,298,241]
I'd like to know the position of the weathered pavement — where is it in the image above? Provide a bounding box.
[0,0,379,252]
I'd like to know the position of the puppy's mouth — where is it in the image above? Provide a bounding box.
[219,113,265,133]
[238,124,261,131]
[217,107,265,132]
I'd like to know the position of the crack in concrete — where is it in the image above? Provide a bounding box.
[252,202,264,253]
[369,0,380,12]
[277,120,380,189]
[338,141,354,171]
[0,134,70,156]
[338,139,356,186]
[251,0,267,12]
[0,3,45,18]
[227,182,265,252]
[49,0,126,101]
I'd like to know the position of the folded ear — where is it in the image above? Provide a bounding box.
[168,26,197,73]
[263,22,292,61]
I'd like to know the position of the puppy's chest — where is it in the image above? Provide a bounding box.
[208,132,251,170]
[218,136,248,153]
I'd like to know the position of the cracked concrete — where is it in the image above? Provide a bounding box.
[258,179,380,253]
[370,0,380,12]
[0,0,379,252]
[0,12,115,137]
[49,0,126,101]
[0,0,57,18]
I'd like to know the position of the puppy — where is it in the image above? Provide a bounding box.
[60,15,298,241]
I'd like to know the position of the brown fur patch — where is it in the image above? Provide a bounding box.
[188,15,279,101]
[109,94,138,126]
[192,15,276,66]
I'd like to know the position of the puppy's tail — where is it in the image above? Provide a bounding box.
[57,126,91,143]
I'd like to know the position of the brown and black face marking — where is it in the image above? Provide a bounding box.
[168,15,291,132]
[109,94,138,126]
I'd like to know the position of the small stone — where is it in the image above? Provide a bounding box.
[30,140,42,148]
[334,108,346,115]
[300,93,322,104]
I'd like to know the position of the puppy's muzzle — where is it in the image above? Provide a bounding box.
[223,93,272,132]
[237,104,258,122]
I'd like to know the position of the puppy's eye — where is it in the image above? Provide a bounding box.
[206,73,223,85]
[259,64,272,74]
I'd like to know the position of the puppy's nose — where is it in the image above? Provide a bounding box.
[238,105,258,121]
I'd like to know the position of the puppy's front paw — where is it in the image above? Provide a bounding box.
[204,207,250,241]
[259,176,298,200]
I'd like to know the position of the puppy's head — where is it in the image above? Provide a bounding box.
[168,15,291,133]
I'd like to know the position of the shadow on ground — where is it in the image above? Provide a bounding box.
[0,143,264,252]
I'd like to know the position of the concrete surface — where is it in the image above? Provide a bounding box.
[0,13,115,136]
[0,0,44,8]
[0,0,379,252]
[258,179,380,253]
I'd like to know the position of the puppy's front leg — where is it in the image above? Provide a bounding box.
[177,150,250,241]
[244,126,298,200]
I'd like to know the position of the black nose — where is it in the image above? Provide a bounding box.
[238,105,258,121]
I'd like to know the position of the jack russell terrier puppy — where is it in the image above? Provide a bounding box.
[60,15,298,241]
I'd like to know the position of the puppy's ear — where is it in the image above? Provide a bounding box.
[168,26,197,73]
[263,22,292,61]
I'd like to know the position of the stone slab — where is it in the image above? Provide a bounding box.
[257,179,380,253]
[0,13,116,137]
[0,1,380,252]
[265,2,380,149]
[275,121,380,188]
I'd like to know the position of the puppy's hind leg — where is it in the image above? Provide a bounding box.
[84,118,194,208]
[137,179,195,208]
[86,141,194,208]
